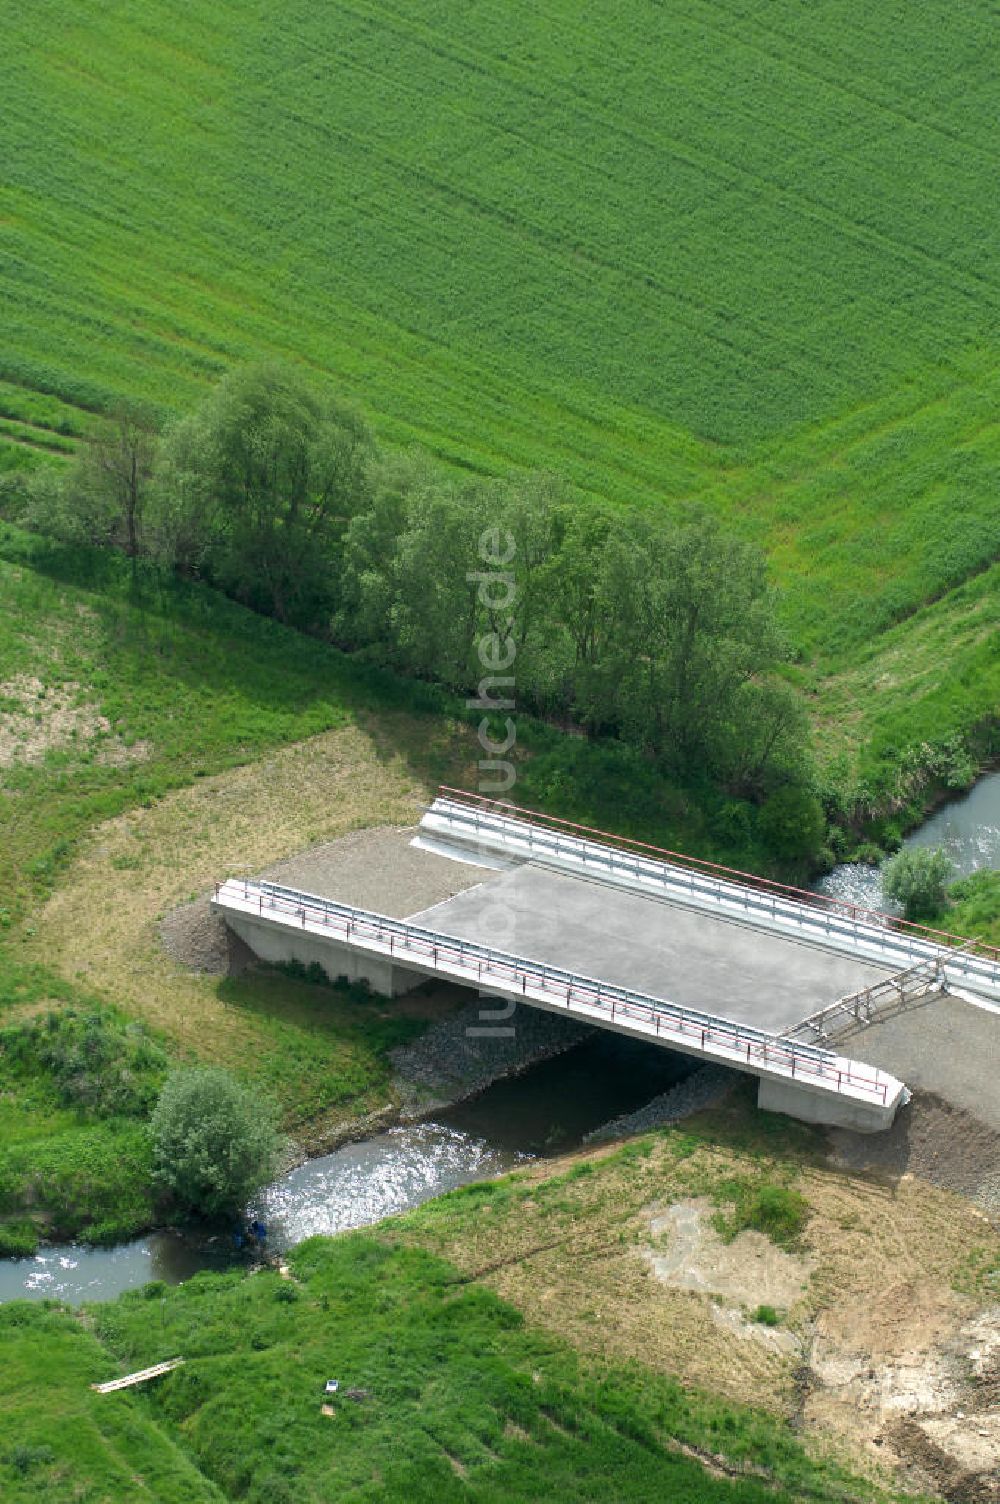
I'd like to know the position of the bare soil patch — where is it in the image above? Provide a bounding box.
[646,1198,810,1306]
[808,1300,1000,1502]
[645,1199,807,1357]
[0,674,149,769]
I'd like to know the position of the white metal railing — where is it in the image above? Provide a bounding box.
[424,797,1000,1000]
[214,877,903,1108]
[782,957,944,1044]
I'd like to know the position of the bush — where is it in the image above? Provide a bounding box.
[0,1219,39,1257]
[0,1007,167,1118]
[757,785,826,866]
[882,845,953,921]
[752,1304,780,1327]
[8,1444,55,1477]
[151,1067,281,1220]
[713,1179,809,1249]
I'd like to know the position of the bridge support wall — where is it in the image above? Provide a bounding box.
[757,1075,898,1132]
[223,911,423,998]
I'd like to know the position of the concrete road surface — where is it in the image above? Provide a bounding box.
[407,864,891,1034]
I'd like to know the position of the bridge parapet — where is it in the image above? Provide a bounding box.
[422,795,1000,1003]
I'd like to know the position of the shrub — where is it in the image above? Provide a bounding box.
[8,1444,55,1477]
[853,840,884,865]
[713,1179,809,1249]
[946,869,1000,947]
[0,1006,167,1118]
[752,1304,781,1327]
[882,845,953,921]
[0,1219,39,1257]
[758,785,826,866]
[150,1067,281,1220]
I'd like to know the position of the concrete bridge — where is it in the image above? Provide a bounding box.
[212,792,1000,1133]
[214,871,910,1130]
[210,792,1000,1135]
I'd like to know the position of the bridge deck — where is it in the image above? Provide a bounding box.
[407,864,891,1035]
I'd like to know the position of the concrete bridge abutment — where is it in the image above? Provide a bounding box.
[756,1075,901,1132]
[223,910,424,998]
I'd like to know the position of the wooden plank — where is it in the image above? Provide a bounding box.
[91,1358,185,1393]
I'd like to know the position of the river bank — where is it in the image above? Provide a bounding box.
[819,766,1000,911]
[0,1021,698,1304]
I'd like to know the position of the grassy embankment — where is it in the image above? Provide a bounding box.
[2,0,1000,814]
[0,1242,866,1504]
[0,528,447,1248]
[2,1087,997,1501]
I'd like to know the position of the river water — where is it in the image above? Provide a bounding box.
[814,769,1000,911]
[0,1031,692,1305]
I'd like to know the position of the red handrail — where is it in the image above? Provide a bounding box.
[436,785,1000,964]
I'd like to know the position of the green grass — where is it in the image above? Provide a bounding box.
[0,526,356,920]
[1,1,999,785]
[0,980,169,1248]
[711,1180,810,1251]
[0,1303,222,1502]
[942,869,1000,949]
[0,1236,901,1503]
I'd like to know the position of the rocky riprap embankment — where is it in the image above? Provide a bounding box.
[390,1000,591,1111]
[583,1064,736,1143]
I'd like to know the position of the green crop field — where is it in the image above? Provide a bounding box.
[2,0,999,781]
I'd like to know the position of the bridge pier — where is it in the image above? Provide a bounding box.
[757,1075,900,1133]
[223,910,424,998]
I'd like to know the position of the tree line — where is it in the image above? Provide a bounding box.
[9,363,817,813]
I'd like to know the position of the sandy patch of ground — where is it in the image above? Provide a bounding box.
[644,1199,808,1357]
[23,723,438,1061]
[920,1413,1000,1476]
[0,674,150,770]
[807,1298,1000,1501]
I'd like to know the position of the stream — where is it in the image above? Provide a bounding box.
[4,772,997,1307]
[0,1030,691,1305]
[815,769,1000,910]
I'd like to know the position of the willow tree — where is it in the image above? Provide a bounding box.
[155,363,373,629]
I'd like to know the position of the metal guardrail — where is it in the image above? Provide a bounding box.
[428,793,1000,997]
[437,786,1000,967]
[782,957,944,1045]
[215,877,899,1106]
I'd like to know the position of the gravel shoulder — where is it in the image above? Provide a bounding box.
[844,992,1000,1133]
[829,1090,1000,1220]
